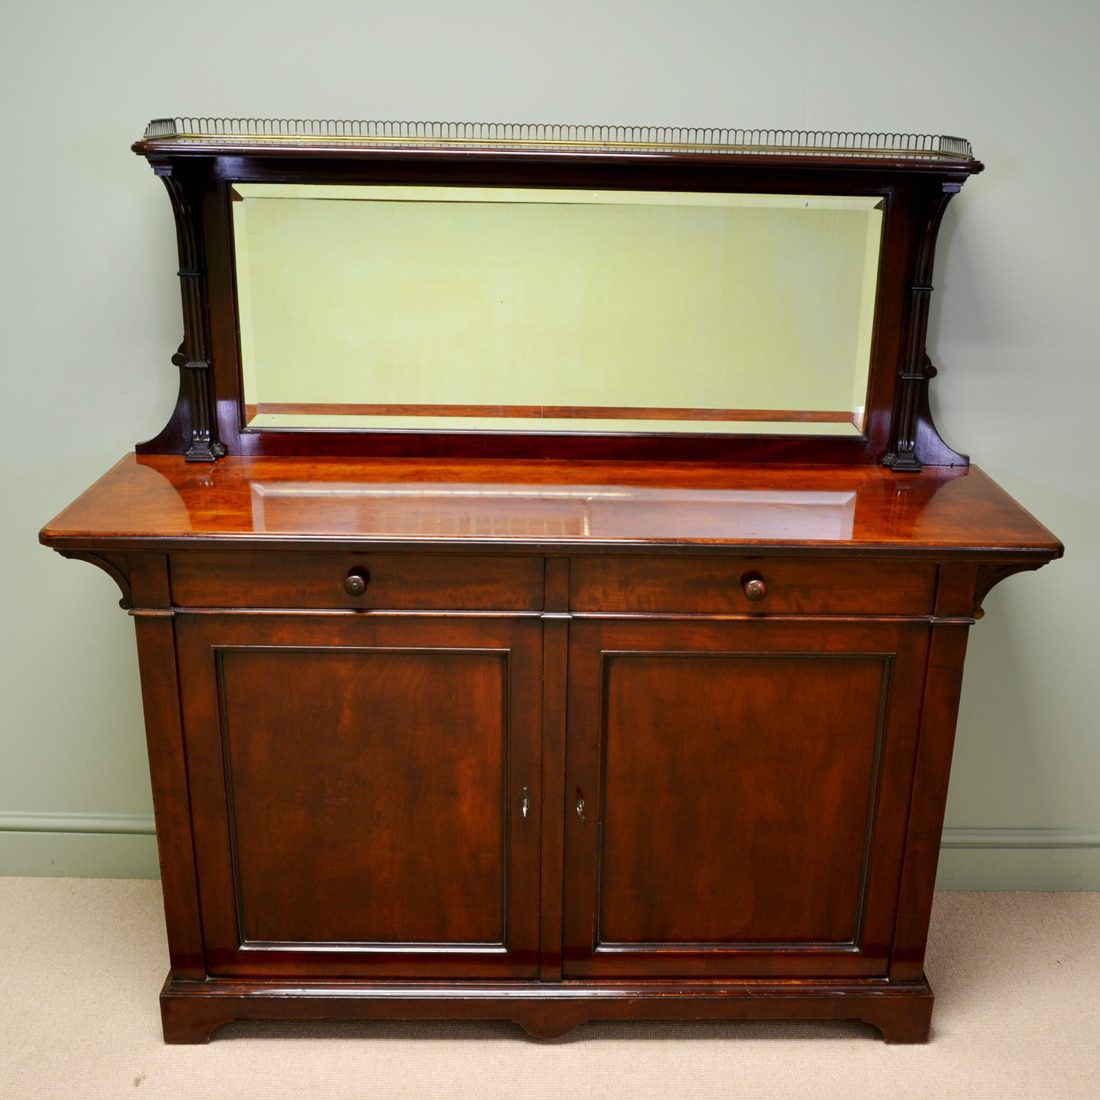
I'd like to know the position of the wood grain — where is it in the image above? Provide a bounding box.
[40,455,1062,559]
[175,613,543,979]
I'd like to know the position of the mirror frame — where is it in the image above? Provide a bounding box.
[133,120,983,469]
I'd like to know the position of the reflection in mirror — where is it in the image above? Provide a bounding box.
[233,185,883,436]
[250,484,858,541]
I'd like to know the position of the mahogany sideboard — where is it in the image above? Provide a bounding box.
[41,455,1061,1042]
[40,120,1062,1042]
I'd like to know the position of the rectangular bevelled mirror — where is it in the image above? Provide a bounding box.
[232,183,884,437]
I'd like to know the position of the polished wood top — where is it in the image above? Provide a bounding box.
[40,454,1062,559]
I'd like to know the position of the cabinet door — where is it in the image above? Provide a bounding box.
[176,614,542,979]
[563,618,929,978]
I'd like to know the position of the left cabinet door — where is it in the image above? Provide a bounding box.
[175,613,543,979]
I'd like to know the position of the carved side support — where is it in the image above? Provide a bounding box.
[57,550,133,609]
[972,561,1048,619]
[884,182,968,472]
[136,162,226,462]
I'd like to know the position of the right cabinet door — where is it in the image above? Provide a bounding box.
[563,618,930,978]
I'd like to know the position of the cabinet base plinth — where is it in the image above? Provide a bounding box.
[159,974,934,1044]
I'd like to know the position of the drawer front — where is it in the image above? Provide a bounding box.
[170,551,544,610]
[570,556,935,616]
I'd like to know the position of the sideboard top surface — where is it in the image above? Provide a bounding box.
[40,455,1062,560]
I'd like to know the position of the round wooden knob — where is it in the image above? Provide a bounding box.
[344,568,370,597]
[742,575,767,602]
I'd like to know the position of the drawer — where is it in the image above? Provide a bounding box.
[170,551,544,610]
[569,556,935,616]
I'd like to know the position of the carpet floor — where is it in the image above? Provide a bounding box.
[0,880,1097,1099]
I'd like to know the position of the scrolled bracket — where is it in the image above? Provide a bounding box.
[135,162,225,462]
[884,182,969,472]
[57,550,133,610]
[971,562,1047,620]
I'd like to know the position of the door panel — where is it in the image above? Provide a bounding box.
[563,618,929,978]
[176,614,542,979]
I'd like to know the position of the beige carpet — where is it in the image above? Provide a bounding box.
[0,881,1097,1099]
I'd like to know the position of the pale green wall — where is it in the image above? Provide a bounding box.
[2,0,1097,887]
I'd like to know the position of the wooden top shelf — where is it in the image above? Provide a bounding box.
[40,455,1061,560]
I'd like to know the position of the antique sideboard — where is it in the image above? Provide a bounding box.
[41,120,1061,1043]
